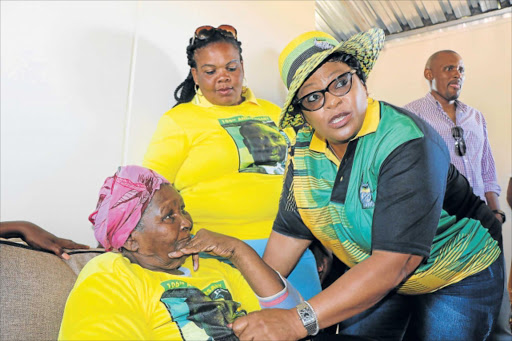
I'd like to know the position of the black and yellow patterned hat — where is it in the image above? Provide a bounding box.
[278,28,385,129]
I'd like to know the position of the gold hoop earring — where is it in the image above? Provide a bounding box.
[195,84,204,97]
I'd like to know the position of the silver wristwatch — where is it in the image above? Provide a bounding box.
[296,301,319,336]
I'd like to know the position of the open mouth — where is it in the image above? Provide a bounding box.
[448,81,461,90]
[329,112,351,127]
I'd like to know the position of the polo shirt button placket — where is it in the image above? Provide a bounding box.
[462,157,471,183]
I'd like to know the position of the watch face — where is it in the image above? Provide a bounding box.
[297,303,315,324]
[299,309,313,321]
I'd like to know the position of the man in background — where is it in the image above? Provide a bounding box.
[405,50,510,340]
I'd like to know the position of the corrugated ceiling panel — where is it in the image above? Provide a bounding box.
[368,1,403,33]
[439,0,455,15]
[349,1,380,31]
[390,1,425,28]
[420,1,447,24]
[387,1,409,26]
[316,0,510,41]
[449,0,472,18]
[468,0,481,9]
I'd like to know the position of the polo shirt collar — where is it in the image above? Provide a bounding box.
[192,87,260,107]
[310,98,380,154]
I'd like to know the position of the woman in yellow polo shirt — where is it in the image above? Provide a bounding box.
[142,25,321,300]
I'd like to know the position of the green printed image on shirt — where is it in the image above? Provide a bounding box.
[160,282,246,341]
[219,116,289,175]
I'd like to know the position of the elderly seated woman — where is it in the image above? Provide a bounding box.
[58,165,301,340]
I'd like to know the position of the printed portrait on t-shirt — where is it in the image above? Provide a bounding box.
[219,116,289,174]
[160,280,247,341]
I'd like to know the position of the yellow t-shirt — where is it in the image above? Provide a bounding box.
[143,89,293,239]
[58,253,260,340]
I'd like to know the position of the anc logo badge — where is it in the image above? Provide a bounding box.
[359,182,375,209]
[314,39,334,50]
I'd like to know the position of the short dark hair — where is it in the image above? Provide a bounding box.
[173,30,243,107]
[425,50,460,69]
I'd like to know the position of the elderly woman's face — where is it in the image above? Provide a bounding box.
[128,184,193,272]
[297,61,368,146]
[191,41,244,106]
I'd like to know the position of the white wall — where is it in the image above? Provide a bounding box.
[0,1,315,246]
[1,1,137,247]
[367,13,512,273]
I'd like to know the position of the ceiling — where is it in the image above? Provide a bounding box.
[316,0,512,41]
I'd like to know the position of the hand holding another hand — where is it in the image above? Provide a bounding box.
[230,308,306,341]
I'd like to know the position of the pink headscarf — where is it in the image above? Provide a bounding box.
[89,165,169,251]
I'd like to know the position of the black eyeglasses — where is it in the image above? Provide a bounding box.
[293,70,357,111]
[451,126,466,156]
[192,25,237,45]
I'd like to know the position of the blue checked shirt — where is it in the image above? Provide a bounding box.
[405,92,500,201]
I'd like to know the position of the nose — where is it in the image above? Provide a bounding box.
[324,91,343,110]
[180,215,193,231]
[217,69,230,83]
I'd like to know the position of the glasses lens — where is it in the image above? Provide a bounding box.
[451,126,466,156]
[299,92,324,111]
[217,25,237,39]
[328,72,353,96]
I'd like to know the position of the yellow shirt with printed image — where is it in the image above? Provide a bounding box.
[143,89,293,239]
[58,252,260,340]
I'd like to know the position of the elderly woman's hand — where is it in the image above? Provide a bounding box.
[230,308,306,341]
[0,220,89,259]
[168,229,242,270]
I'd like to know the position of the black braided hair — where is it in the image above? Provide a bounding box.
[173,30,243,107]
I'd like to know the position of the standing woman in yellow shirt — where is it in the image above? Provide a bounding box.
[142,25,321,299]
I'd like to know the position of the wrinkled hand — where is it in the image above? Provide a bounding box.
[168,229,240,271]
[230,308,306,341]
[19,221,89,259]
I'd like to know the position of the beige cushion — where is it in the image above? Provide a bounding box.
[0,240,104,341]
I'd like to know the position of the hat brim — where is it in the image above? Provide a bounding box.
[279,28,385,129]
